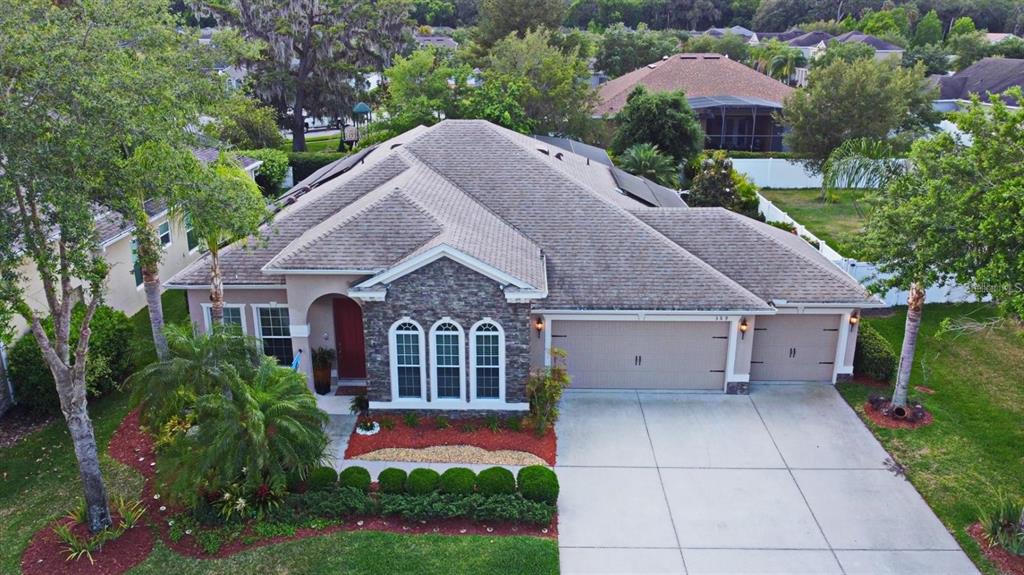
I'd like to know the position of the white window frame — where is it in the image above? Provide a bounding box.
[184,214,200,253]
[469,319,505,402]
[157,221,172,247]
[389,318,427,401]
[253,304,293,364]
[201,303,247,335]
[429,318,466,403]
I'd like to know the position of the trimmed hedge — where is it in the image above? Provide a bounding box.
[379,492,554,525]
[306,466,338,492]
[378,468,407,494]
[8,303,133,414]
[476,467,516,496]
[405,468,440,495]
[439,467,477,495]
[239,148,289,196]
[339,466,371,493]
[517,466,559,505]
[712,149,807,160]
[854,323,898,383]
[287,486,376,519]
[287,151,344,183]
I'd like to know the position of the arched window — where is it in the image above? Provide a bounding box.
[430,319,465,401]
[470,320,505,401]
[389,319,425,400]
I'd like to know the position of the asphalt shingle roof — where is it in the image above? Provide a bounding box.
[596,53,794,116]
[937,57,1024,105]
[169,120,875,309]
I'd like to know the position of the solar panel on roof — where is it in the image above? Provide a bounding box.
[610,167,687,208]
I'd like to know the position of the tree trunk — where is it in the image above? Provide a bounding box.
[291,88,307,152]
[61,377,112,533]
[142,263,169,361]
[892,282,925,407]
[209,247,223,325]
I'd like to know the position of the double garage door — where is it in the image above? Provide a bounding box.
[552,315,842,390]
[553,320,729,390]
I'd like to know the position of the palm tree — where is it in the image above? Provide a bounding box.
[821,138,920,408]
[127,323,262,426]
[617,143,680,187]
[768,47,807,82]
[162,358,328,500]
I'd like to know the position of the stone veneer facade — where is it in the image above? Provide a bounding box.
[362,258,533,407]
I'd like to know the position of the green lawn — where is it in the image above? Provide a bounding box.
[281,133,342,153]
[1,291,559,574]
[760,188,869,259]
[130,289,190,368]
[838,303,1024,574]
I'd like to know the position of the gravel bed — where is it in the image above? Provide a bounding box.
[356,445,547,466]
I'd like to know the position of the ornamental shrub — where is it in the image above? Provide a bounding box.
[517,465,559,504]
[8,303,133,414]
[338,466,371,493]
[476,467,515,496]
[379,493,470,521]
[300,486,376,518]
[306,466,338,492]
[439,467,477,495]
[854,323,897,382]
[238,149,289,196]
[470,493,555,525]
[405,468,440,495]
[378,468,407,494]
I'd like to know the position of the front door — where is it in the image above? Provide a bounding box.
[332,297,367,379]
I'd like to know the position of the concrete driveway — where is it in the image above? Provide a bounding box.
[555,384,978,575]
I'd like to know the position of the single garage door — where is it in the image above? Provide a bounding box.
[552,320,729,390]
[750,315,840,382]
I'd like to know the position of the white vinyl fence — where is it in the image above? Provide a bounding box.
[756,192,982,306]
[732,158,822,189]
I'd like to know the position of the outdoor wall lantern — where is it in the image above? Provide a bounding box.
[534,317,545,338]
[739,317,749,339]
[849,313,860,330]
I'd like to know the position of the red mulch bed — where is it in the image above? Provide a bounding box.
[345,416,556,465]
[968,522,1024,575]
[863,401,934,430]
[21,515,153,575]
[23,409,556,567]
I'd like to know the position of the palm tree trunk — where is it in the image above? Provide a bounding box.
[892,282,925,407]
[209,247,223,325]
[142,263,169,361]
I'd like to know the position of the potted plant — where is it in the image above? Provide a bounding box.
[311,347,336,395]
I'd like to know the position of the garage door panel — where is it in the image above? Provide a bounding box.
[750,315,839,382]
[553,320,728,390]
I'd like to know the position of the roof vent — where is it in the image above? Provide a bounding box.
[554,152,564,160]
[390,143,403,149]
[537,148,550,156]
[661,55,669,60]
[647,63,658,69]
[680,55,697,59]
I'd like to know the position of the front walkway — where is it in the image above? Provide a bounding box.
[555,385,978,575]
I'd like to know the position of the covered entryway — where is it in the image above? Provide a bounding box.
[750,315,839,382]
[552,320,729,390]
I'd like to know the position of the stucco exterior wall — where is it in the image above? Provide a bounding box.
[363,258,531,407]
[733,315,755,377]
[186,287,290,336]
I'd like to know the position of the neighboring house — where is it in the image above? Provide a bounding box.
[755,29,805,43]
[413,34,459,50]
[167,120,879,415]
[828,31,904,61]
[932,57,1024,111]
[787,31,834,60]
[0,149,260,413]
[595,53,794,152]
[984,33,1019,44]
[702,26,758,42]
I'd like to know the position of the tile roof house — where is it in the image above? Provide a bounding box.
[933,57,1024,110]
[595,53,794,152]
[169,120,879,413]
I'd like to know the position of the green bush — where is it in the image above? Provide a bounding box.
[239,149,289,196]
[8,303,133,414]
[476,467,515,496]
[517,466,559,504]
[378,468,407,494]
[338,466,371,493]
[378,492,554,525]
[854,323,898,382]
[405,468,440,495]
[379,493,470,521]
[287,151,344,183]
[439,467,477,495]
[470,493,555,525]
[298,486,376,519]
[306,466,338,492]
